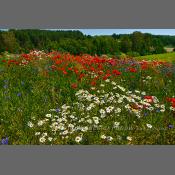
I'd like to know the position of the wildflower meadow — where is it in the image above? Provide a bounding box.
[0,50,175,145]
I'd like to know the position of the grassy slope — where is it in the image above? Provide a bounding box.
[134,52,175,62]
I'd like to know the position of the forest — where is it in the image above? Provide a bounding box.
[0,29,175,57]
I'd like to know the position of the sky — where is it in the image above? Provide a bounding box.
[1,29,175,36]
[61,29,175,36]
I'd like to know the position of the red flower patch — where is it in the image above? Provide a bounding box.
[71,83,78,89]
[112,70,121,76]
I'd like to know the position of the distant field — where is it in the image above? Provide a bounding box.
[135,52,175,62]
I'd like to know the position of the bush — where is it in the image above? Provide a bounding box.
[126,51,140,57]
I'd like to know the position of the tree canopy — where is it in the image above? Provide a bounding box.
[0,29,174,56]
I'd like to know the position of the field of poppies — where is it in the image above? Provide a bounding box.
[0,50,175,145]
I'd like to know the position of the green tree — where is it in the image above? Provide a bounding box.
[1,31,21,53]
[120,36,132,53]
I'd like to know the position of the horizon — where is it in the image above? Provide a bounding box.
[1,29,175,36]
[59,29,175,36]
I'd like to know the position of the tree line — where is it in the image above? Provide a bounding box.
[0,29,175,56]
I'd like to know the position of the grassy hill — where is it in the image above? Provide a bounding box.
[134,52,175,62]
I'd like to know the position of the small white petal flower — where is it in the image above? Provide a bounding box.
[35,132,41,136]
[42,132,47,137]
[141,91,146,96]
[106,136,113,142]
[111,81,116,86]
[62,130,68,135]
[100,113,106,118]
[101,135,106,139]
[87,119,93,124]
[27,121,34,128]
[117,85,125,92]
[127,136,132,141]
[105,79,110,82]
[146,124,152,128]
[113,122,120,128]
[75,136,82,143]
[48,137,53,142]
[92,117,99,125]
[86,106,92,111]
[46,114,52,118]
[115,108,121,113]
[38,120,44,126]
[68,124,74,128]
[81,126,88,132]
[69,115,75,119]
[39,137,46,143]
[99,109,106,114]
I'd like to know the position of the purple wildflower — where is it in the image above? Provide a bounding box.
[168,124,174,129]
[17,92,22,97]
[1,137,8,145]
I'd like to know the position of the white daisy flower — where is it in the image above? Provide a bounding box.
[106,136,113,142]
[38,120,44,126]
[46,114,52,118]
[127,136,132,141]
[62,130,68,135]
[141,91,146,96]
[27,121,34,128]
[68,124,74,128]
[86,106,92,111]
[93,117,99,124]
[101,135,106,139]
[99,109,106,114]
[42,132,47,137]
[100,114,106,118]
[113,122,120,128]
[115,108,121,113]
[39,137,46,143]
[35,132,41,136]
[87,119,93,124]
[75,136,82,143]
[146,124,152,128]
[135,90,140,93]
[105,79,110,82]
[111,81,117,86]
[48,137,53,142]
[69,115,75,119]
[81,126,88,132]
[106,106,114,113]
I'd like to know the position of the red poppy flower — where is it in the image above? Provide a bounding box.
[144,96,153,103]
[108,59,116,66]
[51,65,57,70]
[103,73,111,80]
[62,70,68,75]
[68,67,73,71]
[167,98,175,103]
[90,81,96,86]
[141,64,148,70]
[112,70,121,76]
[128,67,137,73]
[71,83,78,89]
[172,103,175,108]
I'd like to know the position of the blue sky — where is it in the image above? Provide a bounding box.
[1,29,175,36]
[62,29,175,36]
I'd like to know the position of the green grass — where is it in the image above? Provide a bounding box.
[1,52,175,145]
[135,52,175,62]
